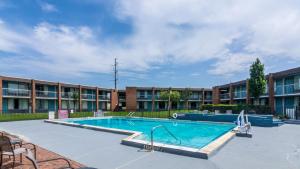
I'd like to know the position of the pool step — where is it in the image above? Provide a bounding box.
[283,120,300,124]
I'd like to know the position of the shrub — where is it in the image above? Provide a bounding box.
[0,113,48,122]
[69,112,94,118]
[200,104,271,114]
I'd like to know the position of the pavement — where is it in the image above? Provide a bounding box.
[0,120,299,169]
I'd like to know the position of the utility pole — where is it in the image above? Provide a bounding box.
[113,58,118,90]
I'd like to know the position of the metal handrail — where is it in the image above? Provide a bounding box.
[126,112,135,117]
[150,125,181,151]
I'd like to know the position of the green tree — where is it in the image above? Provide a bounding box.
[249,58,267,104]
[181,88,192,110]
[160,89,181,117]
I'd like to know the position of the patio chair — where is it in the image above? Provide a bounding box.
[0,131,23,148]
[25,149,74,169]
[0,135,36,168]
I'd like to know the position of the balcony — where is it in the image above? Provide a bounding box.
[61,92,74,99]
[36,90,57,98]
[99,95,110,100]
[81,94,96,100]
[275,84,299,95]
[284,84,295,94]
[119,96,126,100]
[205,95,212,100]
[137,95,152,100]
[220,93,230,100]
[189,95,201,100]
[234,91,247,99]
[2,88,31,97]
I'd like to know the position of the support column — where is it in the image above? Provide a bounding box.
[31,80,36,113]
[212,87,220,104]
[126,87,137,111]
[79,85,82,112]
[246,79,250,104]
[0,77,2,114]
[96,87,99,111]
[229,84,234,104]
[111,89,118,111]
[151,87,155,112]
[58,83,62,110]
[268,74,275,113]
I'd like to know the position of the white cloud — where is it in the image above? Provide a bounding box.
[1,0,300,78]
[116,0,300,75]
[208,53,257,76]
[40,2,57,12]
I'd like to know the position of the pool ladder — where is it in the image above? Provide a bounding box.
[150,125,181,151]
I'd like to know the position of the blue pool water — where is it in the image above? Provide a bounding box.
[67,117,235,148]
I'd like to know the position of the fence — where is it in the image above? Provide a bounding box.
[285,106,300,120]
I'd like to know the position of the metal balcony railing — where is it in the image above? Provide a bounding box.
[2,88,31,97]
[118,96,126,100]
[189,95,201,100]
[284,84,295,94]
[61,92,73,99]
[137,95,152,99]
[99,95,110,100]
[205,95,212,100]
[234,91,247,99]
[275,84,298,95]
[220,93,230,99]
[81,94,96,100]
[36,90,57,98]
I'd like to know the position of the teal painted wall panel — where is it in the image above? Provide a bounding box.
[275,98,283,115]
[48,86,56,92]
[284,97,295,109]
[147,102,152,111]
[2,81,8,88]
[48,100,56,111]
[2,98,8,113]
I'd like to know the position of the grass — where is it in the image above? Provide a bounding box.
[0,113,48,122]
[0,110,196,122]
[104,110,193,118]
[70,112,94,118]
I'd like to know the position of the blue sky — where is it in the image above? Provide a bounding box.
[0,0,299,89]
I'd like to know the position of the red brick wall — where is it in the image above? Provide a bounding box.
[246,79,250,104]
[212,87,220,104]
[79,85,82,112]
[126,87,137,111]
[229,84,233,104]
[96,87,99,111]
[151,87,155,112]
[268,74,275,113]
[0,77,2,114]
[31,80,36,113]
[111,89,118,111]
[58,83,62,110]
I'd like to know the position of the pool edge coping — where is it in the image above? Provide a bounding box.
[44,117,237,159]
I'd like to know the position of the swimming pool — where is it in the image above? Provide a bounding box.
[67,117,235,149]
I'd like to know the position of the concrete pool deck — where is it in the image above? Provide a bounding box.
[0,120,299,169]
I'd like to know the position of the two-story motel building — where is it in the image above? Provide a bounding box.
[0,66,299,114]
